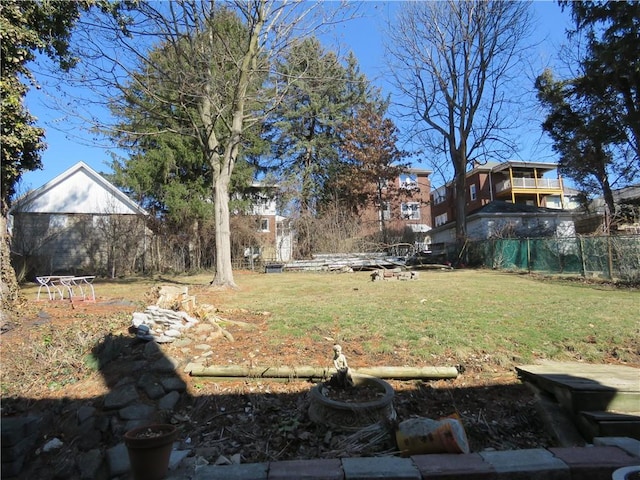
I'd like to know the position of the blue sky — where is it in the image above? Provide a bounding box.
[19,1,573,195]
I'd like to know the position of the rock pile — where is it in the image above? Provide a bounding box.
[1,416,42,477]
[131,285,235,345]
[2,284,237,479]
[131,306,199,343]
[131,286,203,343]
[370,268,419,281]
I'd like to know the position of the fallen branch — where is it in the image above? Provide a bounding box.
[204,316,234,342]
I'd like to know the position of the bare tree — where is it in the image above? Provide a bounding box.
[386,1,533,242]
[62,1,354,288]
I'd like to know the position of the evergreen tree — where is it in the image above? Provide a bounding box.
[566,0,639,161]
[536,1,639,217]
[108,15,264,270]
[265,42,372,257]
[267,41,370,215]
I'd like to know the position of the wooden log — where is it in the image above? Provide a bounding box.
[184,364,332,379]
[355,366,458,380]
[184,364,458,380]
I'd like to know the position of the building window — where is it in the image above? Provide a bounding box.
[251,194,276,216]
[49,214,68,229]
[260,218,269,231]
[378,178,391,190]
[244,246,261,260]
[277,220,293,237]
[470,183,477,201]
[401,202,420,220]
[433,186,446,205]
[435,213,448,227]
[399,173,418,191]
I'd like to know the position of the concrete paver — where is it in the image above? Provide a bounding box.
[480,448,570,480]
[89,437,640,480]
[342,456,421,479]
[593,436,640,457]
[550,446,640,480]
[193,462,269,480]
[411,452,496,480]
[269,458,344,480]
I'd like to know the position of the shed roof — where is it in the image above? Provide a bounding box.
[10,162,147,216]
[613,184,640,203]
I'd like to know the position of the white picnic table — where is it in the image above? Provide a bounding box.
[36,275,96,302]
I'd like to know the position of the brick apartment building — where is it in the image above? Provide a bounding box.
[358,167,432,248]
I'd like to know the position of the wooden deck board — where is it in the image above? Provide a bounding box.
[517,362,640,393]
[517,362,640,440]
[517,362,640,414]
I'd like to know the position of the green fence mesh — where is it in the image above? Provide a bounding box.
[465,235,640,281]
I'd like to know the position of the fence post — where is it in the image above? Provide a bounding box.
[487,238,496,268]
[607,235,614,280]
[527,238,531,273]
[556,235,562,273]
[579,236,586,278]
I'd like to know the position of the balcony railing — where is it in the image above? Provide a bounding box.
[496,177,561,192]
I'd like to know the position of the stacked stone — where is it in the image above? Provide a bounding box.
[131,305,198,343]
[1,416,42,477]
[0,339,191,478]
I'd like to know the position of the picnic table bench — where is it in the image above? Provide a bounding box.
[36,275,96,302]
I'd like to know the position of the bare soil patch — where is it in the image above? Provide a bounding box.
[1,291,556,467]
[4,270,638,479]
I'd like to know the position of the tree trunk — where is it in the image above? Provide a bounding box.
[211,173,236,287]
[209,4,264,287]
[599,172,616,232]
[377,184,389,245]
[295,149,314,259]
[454,172,467,242]
[0,210,20,329]
[452,149,467,244]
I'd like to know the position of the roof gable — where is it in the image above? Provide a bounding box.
[10,162,147,216]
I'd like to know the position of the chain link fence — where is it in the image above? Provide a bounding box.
[466,235,640,282]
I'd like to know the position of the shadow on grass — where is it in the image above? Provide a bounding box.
[1,334,560,479]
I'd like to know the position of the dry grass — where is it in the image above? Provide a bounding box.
[192,269,639,367]
[7,268,638,400]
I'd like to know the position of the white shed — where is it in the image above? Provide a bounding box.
[9,162,148,277]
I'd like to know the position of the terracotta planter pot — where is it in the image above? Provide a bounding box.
[124,424,178,480]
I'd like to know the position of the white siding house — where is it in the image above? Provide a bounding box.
[429,201,577,244]
[9,162,148,277]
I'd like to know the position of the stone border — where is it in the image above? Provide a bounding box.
[166,437,640,480]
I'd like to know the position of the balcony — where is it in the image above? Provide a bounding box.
[496,177,562,193]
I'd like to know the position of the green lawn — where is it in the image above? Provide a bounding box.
[202,269,639,367]
[18,268,639,369]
